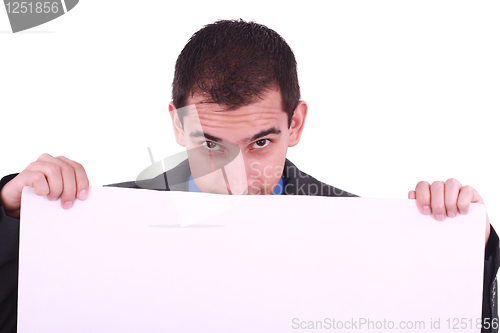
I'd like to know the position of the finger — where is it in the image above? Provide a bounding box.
[415,181,431,215]
[26,171,50,196]
[430,181,446,221]
[444,178,462,218]
[14,170,50,196]
[60,166,77,209]
[26,160,64,201]
[51,157,78,209]
[56,156,89,200]
[457,185,484,215]
[408,190,416,199]
[30,156,77,208]
[36,153,54,161]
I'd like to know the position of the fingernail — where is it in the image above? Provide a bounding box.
[448,211,456,218]
[436,214,446,221]
[49,197,58,201]
[423,206,431,215]
[63,201,73,209]
[78,189,87,200]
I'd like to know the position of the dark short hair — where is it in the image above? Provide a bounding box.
[172,19,300,127]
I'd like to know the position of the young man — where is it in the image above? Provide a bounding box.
[0,19,498,332]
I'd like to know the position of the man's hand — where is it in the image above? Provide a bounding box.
[0,154,89,219]
[408,178,490,247]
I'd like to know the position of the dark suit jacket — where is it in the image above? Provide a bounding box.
[1,159,499,333]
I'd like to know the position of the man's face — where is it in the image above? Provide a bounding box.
[169,89,307,195]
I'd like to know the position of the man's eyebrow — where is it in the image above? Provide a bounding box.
[189,128,281,143]
[190,131,223,142]
[246,128,281,142]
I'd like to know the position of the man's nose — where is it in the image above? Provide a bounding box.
[222,151,249,195]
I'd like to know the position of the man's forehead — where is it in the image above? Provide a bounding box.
[182,101,285,124]
[186,104,283,117]
[182,105,285,132]
[186,89,283,112]
[178,89,288,137]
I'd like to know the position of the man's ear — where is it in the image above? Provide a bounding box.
[169,101,186,147]
[288,100,308,147]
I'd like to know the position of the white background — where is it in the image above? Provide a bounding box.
[1,1,498,227]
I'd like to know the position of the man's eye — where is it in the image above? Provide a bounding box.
[202,141,221,150]
[253,139,270,149]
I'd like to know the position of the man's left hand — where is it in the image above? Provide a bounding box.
[408,178,490,247]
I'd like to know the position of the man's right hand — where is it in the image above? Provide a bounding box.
[0,154,89,218]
